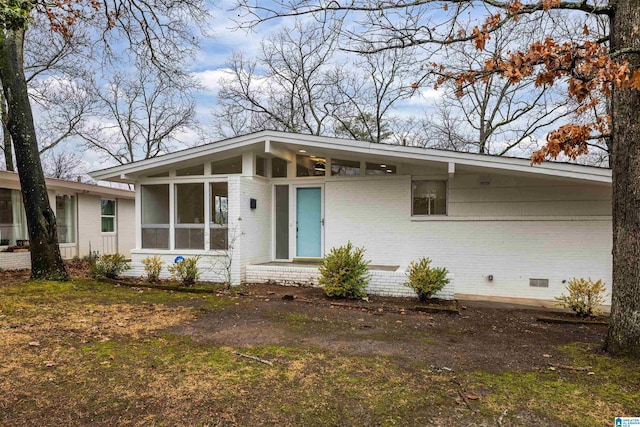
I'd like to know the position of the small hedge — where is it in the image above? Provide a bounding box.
[555,277,607,317]
[168,256,201,286]
[90,253,130,279]
[404,257,449,302]
[319,242,370,299]
[141,255,164,283]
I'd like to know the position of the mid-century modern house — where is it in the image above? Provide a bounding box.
[90,130,612,303]
[0,171,135,269]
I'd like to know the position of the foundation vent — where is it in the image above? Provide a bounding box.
[529,278,549,288]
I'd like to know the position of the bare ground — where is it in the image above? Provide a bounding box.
[178,283,608,373]
[1,272,637,426]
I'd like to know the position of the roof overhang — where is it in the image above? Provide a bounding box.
[89,130,612,184]
[0,171,134,198]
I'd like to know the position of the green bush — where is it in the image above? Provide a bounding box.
[90,253,130,279]
[555,277,607,317]
[168,256,201,286]
[404,257,450,302]
[319,242,370,299]
[141,255,164,283]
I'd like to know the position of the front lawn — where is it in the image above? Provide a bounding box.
[0,275,638,426]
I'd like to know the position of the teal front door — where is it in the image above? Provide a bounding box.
[296,187,322,257]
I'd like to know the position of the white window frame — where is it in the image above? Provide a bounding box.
[101,199,117,234]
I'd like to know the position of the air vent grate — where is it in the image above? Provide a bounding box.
[529,278,549,288]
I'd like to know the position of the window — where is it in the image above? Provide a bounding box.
[211,156,242,174]
[210,182,228,250]
[296,154,325,177]
[0,189,26,246]
[141,184,169,249]
[256,156,267,177]
[175,183,205,250]
[176,164,204,176]
[271,157,288,178]
[412,180,447,216]
[101,199,116,233]
[331,159,360,176]
[366,162,396,175]
[56,195,76,243]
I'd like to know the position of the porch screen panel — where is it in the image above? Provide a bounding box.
[175,183,205,250]
[275,185,289,259]
[210,182,228,250]
[141,184,169,249]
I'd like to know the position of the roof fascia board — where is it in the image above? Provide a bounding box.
[89,130,611,184]
[90,131,271,180]
[267,133,611,183]
[1,171,134,198]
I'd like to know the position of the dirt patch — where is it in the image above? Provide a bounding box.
[178,283,607,373]
[1,277,636,426]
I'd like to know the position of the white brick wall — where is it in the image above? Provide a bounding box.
[236,176,273,283]
[324,175,612,302]
[121,165,612,303]
[0,252,30,270]
[245,264,455,299]
[127,251,229,282]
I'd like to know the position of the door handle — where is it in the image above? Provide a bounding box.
[321,218,324,226]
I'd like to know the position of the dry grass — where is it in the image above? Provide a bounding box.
[0,275,638,426]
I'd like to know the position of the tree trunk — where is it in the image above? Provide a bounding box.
[0,29,68,280]
[606,0,640,356]
[0,91,13,171]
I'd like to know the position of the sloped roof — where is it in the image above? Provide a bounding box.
[0,170,134,198]
[89,130,611,184]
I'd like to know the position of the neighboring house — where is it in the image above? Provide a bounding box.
[90,131,612,303]
[0,171,135,269]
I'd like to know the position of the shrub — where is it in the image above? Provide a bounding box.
[141,255,164,283]
[90,253,130,279]
[319,242,370,299]
[403,257,450,302]
[168,256,201,286]
[555,277,607,317]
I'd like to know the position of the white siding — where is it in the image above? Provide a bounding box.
[74,194,136,258]
[448,174,610,217]
[116,198,135,257]
[324,174,612,302]
[77,194,101,257]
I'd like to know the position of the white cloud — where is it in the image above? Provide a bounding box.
[192,68,232,92]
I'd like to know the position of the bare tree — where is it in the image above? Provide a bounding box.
[75,63,198,165]
[0,0,210,279]
[43,150,84,180]
[214,21,340,137]
[1,14,94,172]
[215,21,417,143]
[331,46,417,143]
[430,20,573,157]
